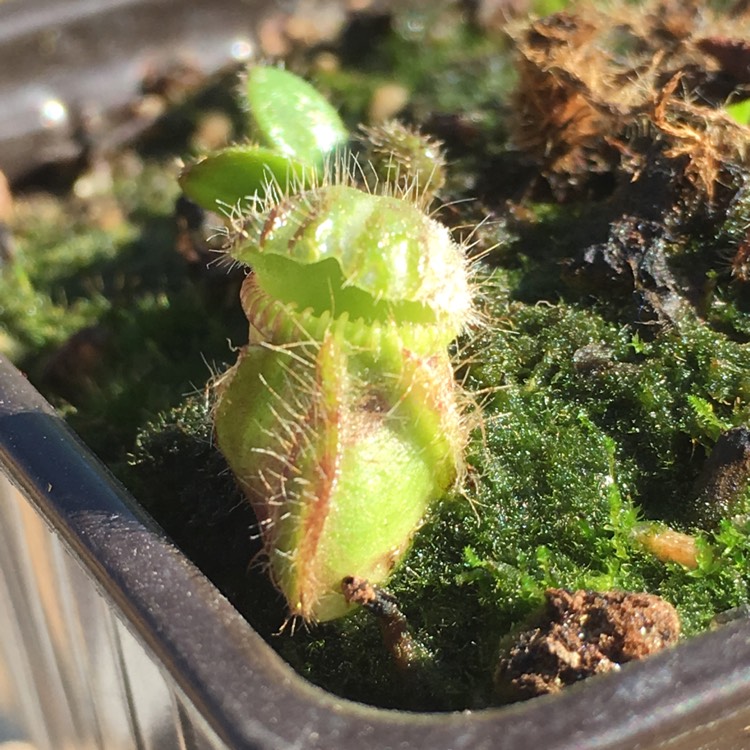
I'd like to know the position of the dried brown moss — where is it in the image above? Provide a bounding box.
[509,1,750,202]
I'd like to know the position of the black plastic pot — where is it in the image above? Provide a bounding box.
[5,357,750,750]
[4,1,750,748]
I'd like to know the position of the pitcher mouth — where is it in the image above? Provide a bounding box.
[239,273,460,355]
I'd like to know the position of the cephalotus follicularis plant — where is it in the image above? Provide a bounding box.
[181,65,475,622]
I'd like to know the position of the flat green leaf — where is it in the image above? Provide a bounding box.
[726,99,750,125]
[246,66,348,164]
[179,146,313,212]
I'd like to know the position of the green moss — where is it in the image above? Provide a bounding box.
[259,280,750,706]
[1,209,125,357]
[2,160,247,461]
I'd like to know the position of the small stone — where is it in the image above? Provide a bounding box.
[0,169,13,223]
[313,51,341,74]
[258,13,292,58]
[192,112,233,153]
[368,83,410,123]
[284,1,347,46]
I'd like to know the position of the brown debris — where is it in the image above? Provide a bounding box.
[508,1,750,202]
[509,11,617,189]
[690,426,750,529]
[569,216,689,326]
[0,170,15,264]
[0,169,13,224]
[633,525,700,569]
[40,325,110,400]
[695,36,750,84]
[258,1,349,58]
[650,73,748,204]
[341,575,381,608]
[341,576,429,672]
[474,0,533,32]
[367,83,411,124]
[494,588,681,701]
[140,59,206,104]
[731,238,750,283]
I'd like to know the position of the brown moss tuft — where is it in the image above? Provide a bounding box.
[508,1,750,203]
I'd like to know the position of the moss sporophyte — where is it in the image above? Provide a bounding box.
[181,66,472,621]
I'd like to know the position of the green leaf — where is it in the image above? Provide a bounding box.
[687,394,730,444]
[179,146,314,212]
[246,66,349,164]
[726,99,750,125]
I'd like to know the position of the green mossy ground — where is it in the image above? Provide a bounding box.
[1,161,247,463]
[3,0,750,712]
